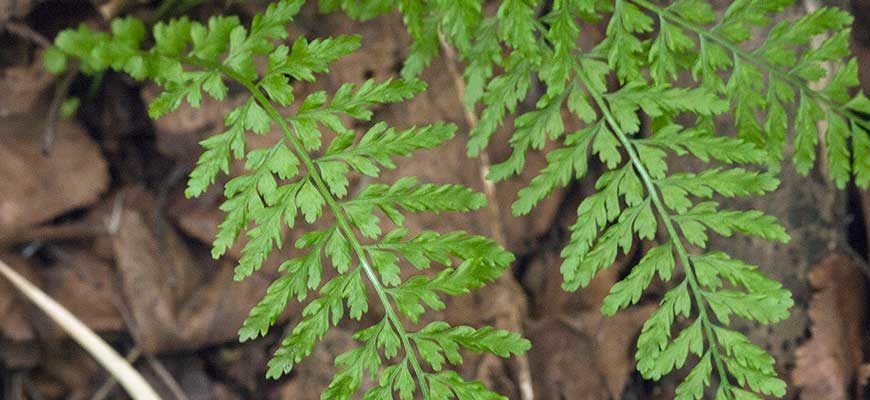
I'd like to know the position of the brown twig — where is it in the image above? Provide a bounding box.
[145,354,190,400]
[43,66,79,155]
[0,258,160,400]
[3,21,51,48]
[438,33,535,400]
[90,347,144,400]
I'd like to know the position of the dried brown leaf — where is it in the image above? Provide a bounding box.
[0,52,53,117]
[110,186,280,352]
[42,247,124,334]
[792,253,867,400]
[0,115,109,231]
[526,318,611,400]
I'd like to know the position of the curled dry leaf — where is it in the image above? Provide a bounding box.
[0,115,109,231]
[109,187,283,353]
[792,253,868,400]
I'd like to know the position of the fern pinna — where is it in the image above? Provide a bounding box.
[327,0,870,398]
[45,1,529,398]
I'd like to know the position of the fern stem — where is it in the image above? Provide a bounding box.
[630,0,866,128]
[575,67,733,391]
[181,56,432,399]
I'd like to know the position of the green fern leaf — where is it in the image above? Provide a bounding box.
[49,3,528,398]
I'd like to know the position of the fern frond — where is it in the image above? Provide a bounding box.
[377,0,828,396]
[48,2,528,398]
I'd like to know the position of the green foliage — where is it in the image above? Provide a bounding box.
[333,0,868,398]
[47,2,529,399]
[46,0,870,397]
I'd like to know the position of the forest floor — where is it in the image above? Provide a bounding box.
[2,1,870,399]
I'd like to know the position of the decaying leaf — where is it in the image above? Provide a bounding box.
[522,243,653,398]
[0,115,109,231]
[526,318,612,400]
[109,187,284,353]
[792,253,868,400]
[41,247,124,334]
